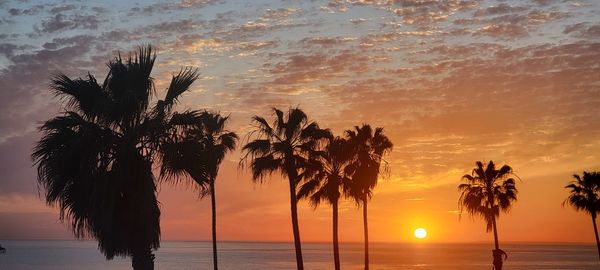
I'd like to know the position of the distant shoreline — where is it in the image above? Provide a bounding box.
[0,239,596,246]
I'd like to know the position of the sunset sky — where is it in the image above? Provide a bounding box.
[0,0,599,244]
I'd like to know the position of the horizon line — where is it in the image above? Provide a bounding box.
[1,238,596,245]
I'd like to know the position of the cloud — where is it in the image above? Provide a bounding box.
[299,36,356,48]
[144,19,204,33]
[526,10,569,24]
[261,7,300,20]
[405,197,425,201]
[237,40,279,55]
[474,3,528,17]
[266,51,370,84]
[392,0,479,28]
[7,5,44,16]
[563,23,600,39]
[0,40,95,141]
[35,13,103,33]
[313,41,600,182]
[350,18,367,24]
[128,0,219,16]
[175,34,227,53]
[0,43,32,58]
[472,23,529,40]
[49,4,76,14]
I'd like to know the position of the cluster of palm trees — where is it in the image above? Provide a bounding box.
[32,46,600,270]
[32,46,393,270]
[241,108,393,270]
[457,161,600,270]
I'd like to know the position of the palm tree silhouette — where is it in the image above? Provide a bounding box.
[32,46,202,270]
[241,107,329,270]
[564,171,600,261]
[458,161,518,270]
[345,125,393,270]
[198,112,238,270]
[160,111,236,270]
[297,135,353,270]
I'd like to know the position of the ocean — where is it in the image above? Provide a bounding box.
[0,240,597,269]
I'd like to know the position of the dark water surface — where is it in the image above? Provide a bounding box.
[0,240,597,269]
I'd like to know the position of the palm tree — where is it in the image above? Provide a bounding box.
[241,107,329,270]
[564,171,600,261]
[345,124,393,270]
[458,161,518,270]
[32,46,202,270]
[297,135,353,270]
[198,112,238,270]
[160,111,237,270]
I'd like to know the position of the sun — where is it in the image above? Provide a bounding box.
[414,228,427,239]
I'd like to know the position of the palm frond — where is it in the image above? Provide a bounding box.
[163,67,199,108]
[51,73,108,120]
[104,45,156,125]
[250,155,282,182]
[285,107,307,139]
[564,172,600,216]
[242,139,271,157]
[458,160,519,232]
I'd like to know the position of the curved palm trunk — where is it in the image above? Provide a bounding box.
[362,196,369,270]
[332,200,340,270]
[288,177,304,270]
[491,216,503,270]
[210,180,218,270]
[132,247,155,270]
[592,213,600,261]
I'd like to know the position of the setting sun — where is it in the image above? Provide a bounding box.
[414,228,427,239]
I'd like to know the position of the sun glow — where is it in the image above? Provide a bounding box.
[414,228,427,239]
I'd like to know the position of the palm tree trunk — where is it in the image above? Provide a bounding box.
[210,180,218,270]
[333,199,340,270]
[592,214,600,261]
[288,178,304,270]
[363,196,369,270]
[492,216,499,250]
[132,247,154,270]
[491,216,502,270]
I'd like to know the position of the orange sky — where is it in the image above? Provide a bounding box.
[1,0,599,244]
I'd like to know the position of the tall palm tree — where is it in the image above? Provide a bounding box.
[198,112,238,270]
[297,135,353,270]
[564,171,600,261]
[241,107,329,270]
[32,46,202,270]
[345,124,393,270]
[161,111,236,270]
[458,161,518,270]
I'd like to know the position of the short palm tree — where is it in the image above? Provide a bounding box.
[241,107,329,270]
[564,171,600,261]
[297,135,353,270]
[458,161,518,270]
[32,46,202,270]
[344,124,393,270]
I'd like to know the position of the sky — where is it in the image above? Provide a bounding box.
[0,0,599,244]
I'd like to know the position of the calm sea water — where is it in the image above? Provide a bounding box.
[0,240,597,270]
